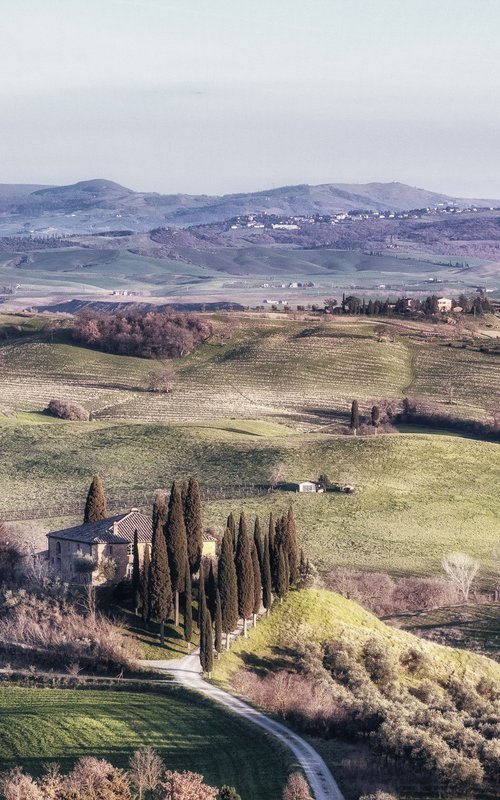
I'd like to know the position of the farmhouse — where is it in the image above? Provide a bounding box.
[437,297,452,312]
[47,510,217,585]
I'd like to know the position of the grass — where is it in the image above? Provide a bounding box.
[0,684,290,799]
[101,593,200,660]
[1,418,497,578]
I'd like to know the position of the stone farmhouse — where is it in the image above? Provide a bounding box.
[47,509,217,585]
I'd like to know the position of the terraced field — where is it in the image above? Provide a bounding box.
[1,315,497,425]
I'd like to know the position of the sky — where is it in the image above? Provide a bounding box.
[1,0,500,197]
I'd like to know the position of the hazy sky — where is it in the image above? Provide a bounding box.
[2,0,500,197]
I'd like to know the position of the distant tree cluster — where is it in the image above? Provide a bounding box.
[326,293,492,317]
[73,310,212,359]
[0,748,240,800]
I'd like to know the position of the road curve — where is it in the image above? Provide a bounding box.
[141,653,344,800]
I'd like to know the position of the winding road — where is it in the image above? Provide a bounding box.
[141,652,344,800]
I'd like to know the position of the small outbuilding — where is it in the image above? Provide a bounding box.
[296,481,323,493]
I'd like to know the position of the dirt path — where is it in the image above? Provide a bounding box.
[141,652,344,800]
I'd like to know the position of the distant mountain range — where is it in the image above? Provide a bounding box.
[0,178,498,235]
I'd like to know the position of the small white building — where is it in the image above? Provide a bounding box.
[297,481,322,493]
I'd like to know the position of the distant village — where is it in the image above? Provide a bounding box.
[226,202,499,231]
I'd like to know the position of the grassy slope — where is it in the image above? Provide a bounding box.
[213,589,500,687]
[0,684,289,799]
[0,419,497,577]
[213,589,500,800]
[0,316,498,424]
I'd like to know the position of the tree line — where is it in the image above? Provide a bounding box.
[324,293,492,317]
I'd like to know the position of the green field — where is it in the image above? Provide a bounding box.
[0,417,498,578]
[0,684,289,798]
[1,244,490,305]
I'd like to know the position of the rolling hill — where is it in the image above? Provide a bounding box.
[1,178,499,234]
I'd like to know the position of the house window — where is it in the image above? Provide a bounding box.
[108,545,113,556]
[127,543,133,556]
[56,542,61,555]
[126,563,133,579]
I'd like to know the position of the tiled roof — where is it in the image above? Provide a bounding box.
[202,531,218,542]
[47,511,153,545]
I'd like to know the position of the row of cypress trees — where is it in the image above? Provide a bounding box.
[133,478,203,643]
[198,507,300,676]
[83,475,303,665]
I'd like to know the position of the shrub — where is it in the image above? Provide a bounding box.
[327,569,459,615]
[362,638,397,686]
[46,398,90,421]
[359,793,398,800]
[283,772,312,800]
[73,554,96,575]
[0,590,136,672]
[399,647,431,677]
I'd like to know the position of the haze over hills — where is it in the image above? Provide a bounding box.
[0,178,499,235]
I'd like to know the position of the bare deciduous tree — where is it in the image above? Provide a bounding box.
[147,365,176,393]
[269,462,285,489]
[129,747,164,800]
[442,552,479,602]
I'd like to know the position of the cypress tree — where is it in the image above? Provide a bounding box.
[181,479,189,508]
[218,527,238,650]
[235,513,254,638]
[214,587,222,659]
[131,529,141,614]
[183,560,193,652]
[165,481,188,627]
[200,608,214,677]
[350,399,360,434]
[251,542,262,627]
[253,516,264,574]
[152,491,168,535]
[227,512,236,550]
[262,532,272,614]
[276,544,289,603]
[270,514,281,592]
[371,404,380,432]
[206,560,217,619]
[299,548,306,583]
[83,475,107,523]
[277,505,298,585]
[149,503,172,644]
[141,542,150,626]
[184,476,203,575]
[198,561,207,633]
